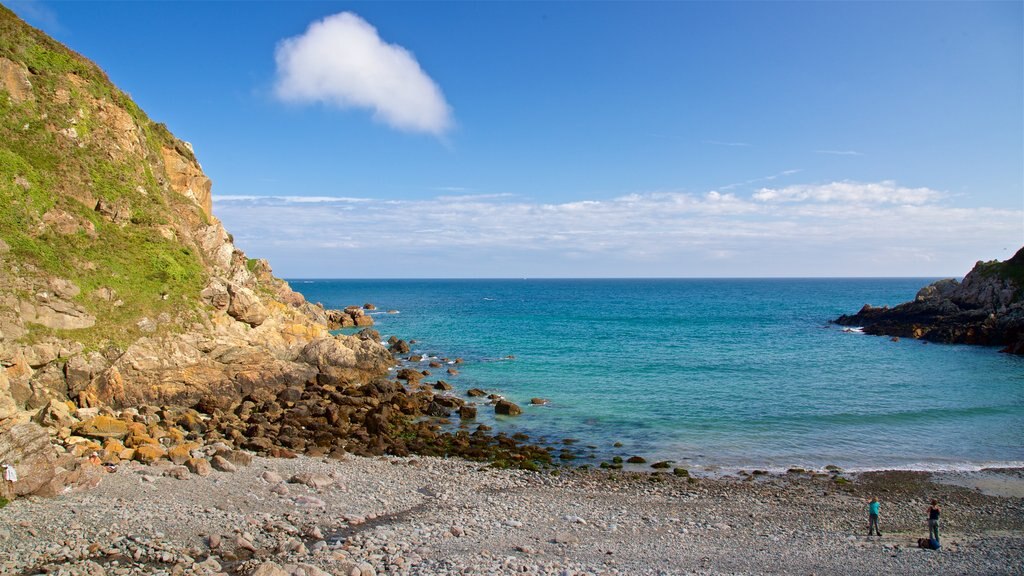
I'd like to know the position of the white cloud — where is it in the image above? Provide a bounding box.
[213,182,1022,277]
[274,12,452,135]
[753,180,942,205]
[720,169,802,191]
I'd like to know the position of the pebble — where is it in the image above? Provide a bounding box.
[1,453,1020,575]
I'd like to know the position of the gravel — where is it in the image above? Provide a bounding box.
[1,455,1021,575]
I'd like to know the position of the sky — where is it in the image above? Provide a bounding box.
[6,0,1023,278]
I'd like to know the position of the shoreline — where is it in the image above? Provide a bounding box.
[1,452,1021,575]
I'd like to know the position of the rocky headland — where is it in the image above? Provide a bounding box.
[0,4,550,507]
[834,247,1024,354]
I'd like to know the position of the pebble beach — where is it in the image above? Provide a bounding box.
[2,453,1022,576]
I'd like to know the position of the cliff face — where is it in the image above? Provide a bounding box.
[0,6,392,419]
[835,247,1024,354]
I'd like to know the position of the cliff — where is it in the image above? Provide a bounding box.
[0,9,553,501]
[834,247,1024,354]
[0,6,391,420]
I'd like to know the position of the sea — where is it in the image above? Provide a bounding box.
[290,278,1024,474]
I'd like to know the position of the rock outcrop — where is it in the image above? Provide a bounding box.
[0,6,400,497]
[834,247,1024,354]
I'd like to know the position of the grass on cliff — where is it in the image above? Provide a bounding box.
[0,5,209,348]
[974,247,1024,294]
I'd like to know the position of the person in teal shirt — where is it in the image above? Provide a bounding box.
[867,497,881,536]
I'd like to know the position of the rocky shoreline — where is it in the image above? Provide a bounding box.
[834,247,1024,354]
[1,452,1021,576]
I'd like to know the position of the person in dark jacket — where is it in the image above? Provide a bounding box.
[927,499,941,542]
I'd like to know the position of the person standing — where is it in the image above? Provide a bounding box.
[927,499,941,543]
[867,497,882,536]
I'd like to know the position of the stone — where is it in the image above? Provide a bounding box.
[288,472,333,489]
[73,415,129,439]
[0,368,17,421]
[262,470,284,484]
[530,397,548,405]
[0,419,58,497]
[18,297,96,330]
[227,284,269,326]
[185,458,212,476]
[133,444,166,464]
[167,444,194,465]
[236,536,258,552]
[164,466,190,480]
[33,398,77,428]
[250,561,287,576]
[426,401,451,417]
[459,405,477,420]
[215,449,252,467]
[494,400,522,416]
[210,455,236,472]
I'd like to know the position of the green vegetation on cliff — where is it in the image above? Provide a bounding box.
[0,5,209,348]
[974,246,1024,290]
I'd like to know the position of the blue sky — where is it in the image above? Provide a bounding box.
[7,0,1023,278]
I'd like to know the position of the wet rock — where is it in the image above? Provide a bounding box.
[494,400,522,416]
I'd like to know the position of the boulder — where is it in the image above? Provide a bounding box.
[185,457,212,476]
[0,368,19,420]
[210,454,236,472]
[299,336,393,385]
[0,419,58,497]
[133,444,166,464]
[64,352,109,396]
[288,472,334,489]
[426,401,451,417]
[396,368,424,383]
[199,278,230,311]
[215,449,253,467]
[250,562,289,576]
[166,444,194,465]
[33,399,77,428]
[227,284,269,326]
[73,415,129,439]
[495,400,522,416]
[459,405,477,420]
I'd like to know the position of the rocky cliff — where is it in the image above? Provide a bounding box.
[834,247,1024,354]
[0,6,402,492]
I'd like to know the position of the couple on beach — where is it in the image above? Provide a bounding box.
[868,497,942,545]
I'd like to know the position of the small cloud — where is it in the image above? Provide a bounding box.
[436,192,516,202]
[216,194,371,204]
[753,180,942,205]
[815,149,865,156]
[274,12,453,135]
[720,169,802,191]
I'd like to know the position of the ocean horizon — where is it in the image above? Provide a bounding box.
[289,278,1024,474]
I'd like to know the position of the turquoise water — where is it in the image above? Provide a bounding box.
[292,279,1024,472]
